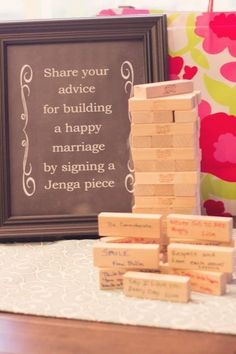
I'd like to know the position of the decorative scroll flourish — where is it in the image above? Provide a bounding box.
[121,61,135,193]
[20,64,36,197]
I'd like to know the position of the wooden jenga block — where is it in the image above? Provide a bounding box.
[134,184,174,196]
[131,122,196,136]
[131,136,152,148]
[167,214,233,242]
[93,243,160,270]
[132,206,198,215]
[151,135,173,148]
[100,236,161,244]
[129,91,198,111]
[168,238,235,247]
[135,172,199,185]
[134,196,197,208]
[131,110,173,124]
[131,147,197,161]
[174,184,198,196]
[123,271,190,303]
[98,212,162,238]
[134,183,198,197]
[174,108,198,122]
[175,159,199,171]
[168,243,235,273]
[172,134,196,148]
[133,80,194,99]
[133,160,175,172]
[99,268,127,289]
[159,265,226,296]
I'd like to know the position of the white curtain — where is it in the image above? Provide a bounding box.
[0,0,236,20]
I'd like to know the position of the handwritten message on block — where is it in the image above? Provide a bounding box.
[133,79,194,99]
[129,91,198,111]
[98,212,162,238]
[170,269,226,296]
[123,271,190,303]
[167,214,233,242]
[100,236,161,244]
[93,242,160,269]
[168,243,235,273]
[99,268,128,290]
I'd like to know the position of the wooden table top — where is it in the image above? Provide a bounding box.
[0,312,235,354]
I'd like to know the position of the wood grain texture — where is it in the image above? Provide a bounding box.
[0,312,235,354]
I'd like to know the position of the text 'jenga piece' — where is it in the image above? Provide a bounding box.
[129,91,198,112]
[93,243,160,270]
[98,212,162,238]
[167,214,232,242]
[133,80,194,99]
[123,271,190,303]
[168,243,235,273]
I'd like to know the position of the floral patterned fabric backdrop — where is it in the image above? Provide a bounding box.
[99,9,236,216]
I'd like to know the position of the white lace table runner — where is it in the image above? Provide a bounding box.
[0,239,236,335]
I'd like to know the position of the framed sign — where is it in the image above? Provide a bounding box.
[0,15,168,240]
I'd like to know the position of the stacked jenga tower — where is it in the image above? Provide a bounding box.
[129,79,201,217]
[92,212,235,301]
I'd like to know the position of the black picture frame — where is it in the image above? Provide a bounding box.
[0,15,168,241]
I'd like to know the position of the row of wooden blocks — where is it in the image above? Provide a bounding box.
[92,212,235,302]
[129,79,201,215]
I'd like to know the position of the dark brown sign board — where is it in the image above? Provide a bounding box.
[0,15,168,241]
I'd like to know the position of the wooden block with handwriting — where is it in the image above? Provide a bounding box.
[131,110,173,124]
[131,122,196,136]
[100,236,161,244]
[134,196,197,208]
[168,243,235,273]
[175,159,199,172]
[167,214,233,242]
[131,147,197,161]
[129,91,198,111]
[133,80,194,99]
[93,243,160,270]
[123,271,190,303]
[174,108,198,122]
[159,265,226,296]
[135,172,199,185]
[99,268,127,290]
[98,212,162,238]
[168,237,235,247]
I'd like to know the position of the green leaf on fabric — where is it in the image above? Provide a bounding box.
[201,173,236,200]
[204,74,236,115]
[191,47,209,69]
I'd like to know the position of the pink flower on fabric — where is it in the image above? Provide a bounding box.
[168,55,198,80]
[203,199,232,217]
[200,112,236,182]
[198,99,212,121]
[195,13,236,56]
